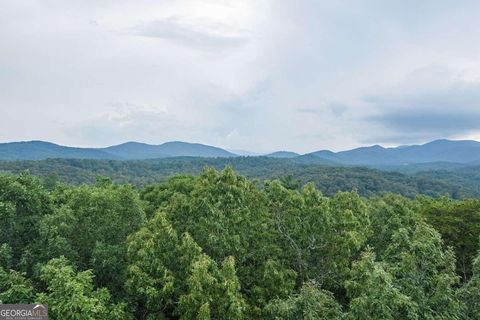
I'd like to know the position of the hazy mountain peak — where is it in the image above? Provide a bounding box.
[0,140,236,160]
[307,139,480,166]
[424,139,480,146]
[266,151,300,158]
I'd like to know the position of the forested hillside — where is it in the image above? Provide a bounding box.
[0,157,477,198]
[1,168,480,319]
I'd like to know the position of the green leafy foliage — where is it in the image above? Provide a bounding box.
[177,255,246,320]
[0,267,35,303]
[264,281,344,320]
[0,168,478,319]
[418,196,480,280]
[38,180,146,295]
[0,173,52,273]
[265,182,369,291]
[36,257,130,320]
[345,250,417,320]
[462,247,480,319]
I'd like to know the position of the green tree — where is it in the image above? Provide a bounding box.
[158,168,282,315]
[461,243,480,319]
[265,182,369,292]
[40,182,146,295]
[383,224,465,319]
[0,267,35,303]
[126,212,194,318]
[367,194,420,257]
[250,259,297,312]
[418,196,480,280]
[345,250,417,320]
[264,281,344,320]
[126,212,247,319]
[0,173,52,273]
[36,257,130,320]
[140,175,196,218]
[279,175,301,190]
[177,255,246,320]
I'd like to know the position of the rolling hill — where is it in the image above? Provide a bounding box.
[308,139,480,166]
[0,141,236,160]
[0,141,115,160]
[0,156,476,198]
[102,141,236,159]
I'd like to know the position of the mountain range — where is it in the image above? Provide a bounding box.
[1,139,480,167]
[0,141,235,160]
[305,139,480,166]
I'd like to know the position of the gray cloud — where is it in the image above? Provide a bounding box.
[363,77,480,143]
[328,103,348,117]
[366,111,480,143]
[296,103,348,117]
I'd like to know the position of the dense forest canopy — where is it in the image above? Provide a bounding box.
[0,157,479,198]
[0,168,479,319]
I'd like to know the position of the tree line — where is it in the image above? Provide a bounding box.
[0,157,476,198]
[0,168,479,319]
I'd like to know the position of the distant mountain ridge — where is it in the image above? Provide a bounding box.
[1,139,480,165]
[307,139,480,166]
[103,141,235,159]
[0,141,115,160]
[0,141,236,160]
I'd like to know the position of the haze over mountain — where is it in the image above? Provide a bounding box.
[306,139,480,166]
[103,141,236,159]
[0,141,115,160]
[1,139,480,166]
[266,151,300,158]
[0,141,236,160]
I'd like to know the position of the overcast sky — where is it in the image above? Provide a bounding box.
[2,0,480,153]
